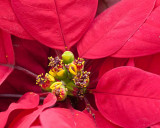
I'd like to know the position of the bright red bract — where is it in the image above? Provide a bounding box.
[11,0,98,50]
[78,0,159,59]
[0,29,14,85]
[95,66,160,128]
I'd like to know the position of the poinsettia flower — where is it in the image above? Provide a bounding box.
[1,0,160,127]
[0,0,98,111]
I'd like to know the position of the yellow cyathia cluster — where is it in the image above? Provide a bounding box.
[36,51,90,101]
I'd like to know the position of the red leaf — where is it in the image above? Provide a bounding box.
[94,67,160,128]
[0,36,51,111]
[0,0,32,39]
[126,58,135,66]
[0,29,14,85]
[10,93,57,128]
[30,126,42,128]
[40,108,96,128]
[83,109,121,128]
[11,0,98,50]
[78,0,157,59]
[0,92,39,128]
[151,123,160,128]
[135,53,160,75]
[0,36,49,94]
[8,93,57,128]
[112,1,160,58]
[98,57,128,79]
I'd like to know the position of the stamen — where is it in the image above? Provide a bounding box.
[37,51,90,101]
[75,58,85,71]
[50,82,67,101]
[48,56,62,68]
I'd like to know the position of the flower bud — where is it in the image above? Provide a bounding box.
[62,51,74,64]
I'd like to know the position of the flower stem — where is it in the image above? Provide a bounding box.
[0,93,45,101]
[0,94,22,99]
[0,63,37,78]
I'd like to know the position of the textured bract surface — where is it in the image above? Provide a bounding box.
[0,29,14,85]
[95,67,160,127]
[78,0,160,59]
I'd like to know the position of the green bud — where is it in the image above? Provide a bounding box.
[62,51,74,64]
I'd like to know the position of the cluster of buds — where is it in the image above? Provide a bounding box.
[36,51,90,101]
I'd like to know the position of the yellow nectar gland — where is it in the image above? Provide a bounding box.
[49,67,66,80]
[69,63,77,75]
[56,69,65,78]
[50,82,62,90]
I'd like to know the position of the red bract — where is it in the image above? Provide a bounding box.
[135,53,160,75]
[0,92,96,128]
[83,107,121,128]
[94,66,160,128]
[0,0,32,39]
[0,29,14,85]
[0,37,48,111]
[0,92,40,128]
[39,108,95,128]
[1,0,160,127]
[7,93,57,128]
[78,0,160,59]
[11,0,98,50]
[151,123,160,128]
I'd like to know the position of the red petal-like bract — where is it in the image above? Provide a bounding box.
[98,57,128,79]
[40,108,96,128]
[135,53,160,75]
[0,36,48,111]
[8,93,57,128]
[94,67,160,128]
[83,109,121,128]
[78,0,160,59]
[151,123,160,128]
[0,29,14,85]
[112,0,160,58]
[0,92,39,128]
[0,0,32,39]
[11,0,98,50]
